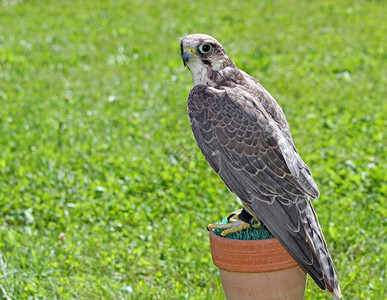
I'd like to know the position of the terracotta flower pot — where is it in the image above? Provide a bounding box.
[209,231,307,300]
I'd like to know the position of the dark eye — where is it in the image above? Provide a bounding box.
[199,43,212,54]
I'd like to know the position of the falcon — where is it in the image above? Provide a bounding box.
[180,34,341,299]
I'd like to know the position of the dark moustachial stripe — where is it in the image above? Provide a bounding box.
[180,41,183,57]
[202,59,212,66]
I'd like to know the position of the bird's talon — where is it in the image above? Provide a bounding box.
[227,209,243,223]
[208,219,250,236]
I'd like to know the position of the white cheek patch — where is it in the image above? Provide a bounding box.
[188,60,210,86]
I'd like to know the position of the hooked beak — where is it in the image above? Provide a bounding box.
[182,50,194,66]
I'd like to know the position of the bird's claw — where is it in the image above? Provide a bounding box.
[208,208,262,236]
[227,209,243,223]
[207,220,250,236]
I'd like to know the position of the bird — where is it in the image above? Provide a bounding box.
[180,33,341,299]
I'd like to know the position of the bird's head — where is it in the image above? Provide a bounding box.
[180,34,233,86]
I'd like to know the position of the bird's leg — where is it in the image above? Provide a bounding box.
[230,208,261,227]
[227,209,243,223]
[207,219,250,236]
[207,208,261,237]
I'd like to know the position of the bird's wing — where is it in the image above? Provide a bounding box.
[240,71,319,196]
[188,84,330,290]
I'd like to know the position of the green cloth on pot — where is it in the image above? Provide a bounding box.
[213,217,275,240]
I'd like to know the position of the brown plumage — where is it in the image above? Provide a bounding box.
[181,33,341,299]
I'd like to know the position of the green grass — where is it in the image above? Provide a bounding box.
[0,0,386,299]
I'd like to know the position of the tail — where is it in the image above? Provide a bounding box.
[303,199,341,299]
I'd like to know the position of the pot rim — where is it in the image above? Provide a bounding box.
[209,230,299,272]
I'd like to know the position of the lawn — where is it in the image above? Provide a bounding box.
[0,0,386,299]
